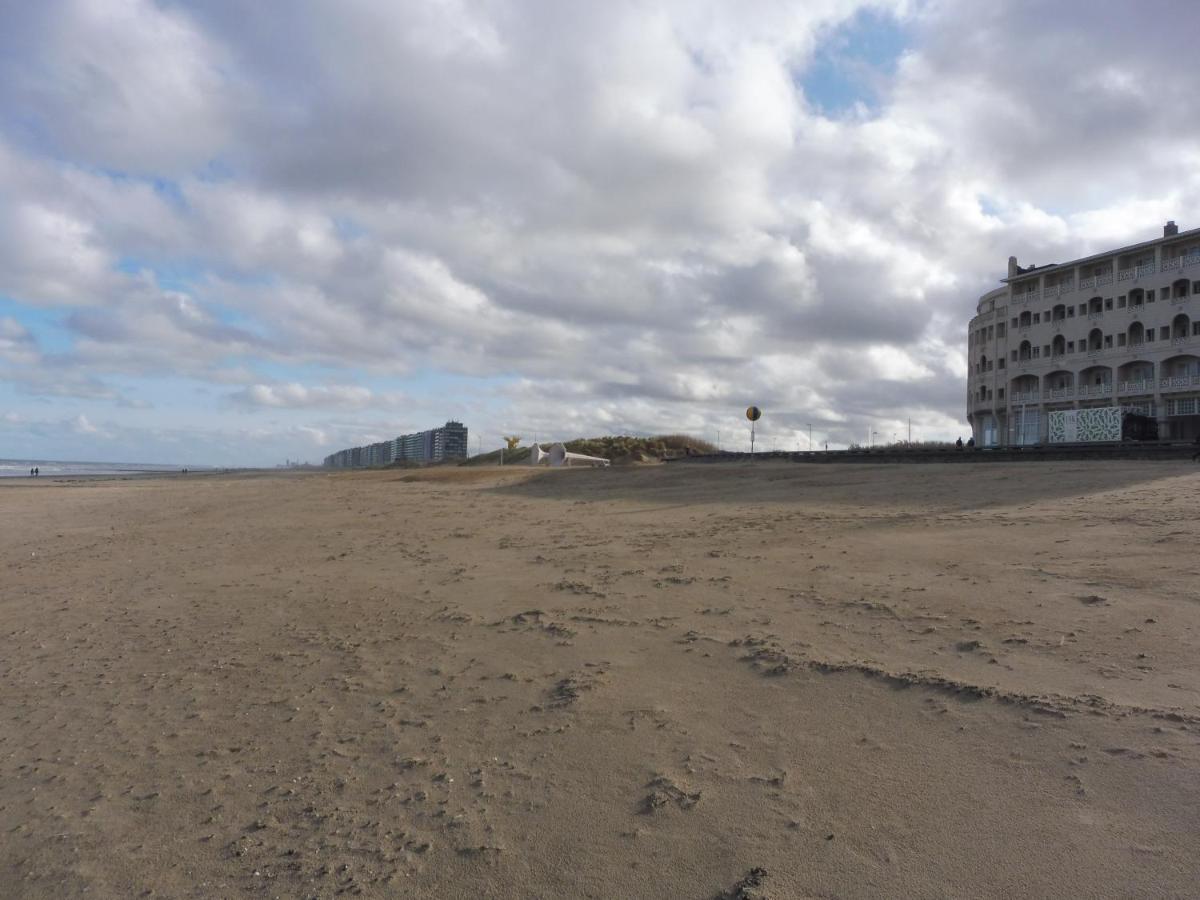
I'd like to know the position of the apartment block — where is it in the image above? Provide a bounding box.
[967,222,1200,445]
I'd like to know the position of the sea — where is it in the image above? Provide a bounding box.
[0,458,198,478]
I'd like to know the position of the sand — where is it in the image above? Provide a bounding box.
[2,460,1199,898]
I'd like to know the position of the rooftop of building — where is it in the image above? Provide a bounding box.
[1003,222,1200,284]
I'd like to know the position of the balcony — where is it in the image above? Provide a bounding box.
[1077,384,1112,398]
[1096,272,1114,286]
[1136,263,1155,278]
[1161,253,1200,272]
[1117,380,1154,395]
[1078,276,1095,290]
[1118,268,1134,282]
[1012,289,1040,304]
[1160,375,1200,393]
[1010,391,1039,403]
[1045,387,1074,400]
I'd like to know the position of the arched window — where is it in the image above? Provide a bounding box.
[1051,334,1066,356]
[1018,340,1032,361]
[1173,313,1191,340]
[1128,321,1145,346]
[1088,328,1103,351]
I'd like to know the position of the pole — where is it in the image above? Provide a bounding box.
[807,423,812,450]
[750,421,755,454]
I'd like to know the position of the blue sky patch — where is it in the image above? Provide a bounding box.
[798,8,910,117]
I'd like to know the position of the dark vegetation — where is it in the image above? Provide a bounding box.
[463,434,718,466]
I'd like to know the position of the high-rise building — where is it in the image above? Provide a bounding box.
[967,222,1200,446]
[322,421,470,468]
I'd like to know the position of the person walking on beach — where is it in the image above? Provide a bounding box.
[34,466,39,477]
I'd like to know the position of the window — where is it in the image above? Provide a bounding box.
[997,322,1006,337]
[1079,303,1087,315]
[998,388,1005,400]
[1105,298,1113,310]
[1148,290,1156,303]
[1193,322,1200,336]
[1161,326,1170,340]
[1104,335,1113,348]
[1193,281,1200,295]
[998,358,1006,370]
[1033,313,1041,324]
[1147,330,1155,342]
[1032,346,1040,358]
[1118,334,1126,346]
[1011,317,1019,329]
[1118,296,1126,308]
[1011,350,1018,362]
[1067,307,1075,318]
[1067,341,1075,353]
[987,326,994,340]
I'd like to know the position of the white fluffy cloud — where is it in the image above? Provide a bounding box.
[2,0,1198,462]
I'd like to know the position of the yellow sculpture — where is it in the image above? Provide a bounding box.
[503,435,522,450]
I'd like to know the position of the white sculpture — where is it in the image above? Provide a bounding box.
[528,442,610,467]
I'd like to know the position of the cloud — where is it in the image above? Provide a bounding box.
[229,383,377,410]
[1,1,1198,462]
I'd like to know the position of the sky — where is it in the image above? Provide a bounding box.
[2,0,1200,465]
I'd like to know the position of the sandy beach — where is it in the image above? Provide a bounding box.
[3,461,1199,898]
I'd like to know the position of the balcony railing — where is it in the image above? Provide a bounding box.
[1136,263,1155,278]
[1046,387,1074,400]
[1078,276,1095,290]
[1010,391,1039,403]
[1161,253,1200,272]
[1117,380,1154,395]
[1012,289,1040,304]
[1161,375,1200,392]
[1170,294,1191,305]
[1097,272,1114,286]
[1118,268,1134,282]
[1172,335,1190,345]
[1077,384,1112,397]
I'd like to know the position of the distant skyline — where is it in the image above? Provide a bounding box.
[3,1,1200,465]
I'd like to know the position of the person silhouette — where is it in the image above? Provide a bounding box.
[955,437,963,450]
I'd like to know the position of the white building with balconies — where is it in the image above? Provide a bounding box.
[967,221,1200,445]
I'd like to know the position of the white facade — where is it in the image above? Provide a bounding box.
[967,222,1200,445]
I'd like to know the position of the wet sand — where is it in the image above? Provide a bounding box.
[3,461,1199,898]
